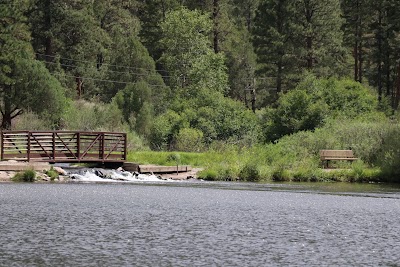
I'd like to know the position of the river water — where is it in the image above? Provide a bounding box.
[0,181,400,266]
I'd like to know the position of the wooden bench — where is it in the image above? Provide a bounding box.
[319,150,358,168]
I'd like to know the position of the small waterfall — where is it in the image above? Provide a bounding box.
[67,168,168,182]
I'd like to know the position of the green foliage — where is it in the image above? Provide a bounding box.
[265,76,381,141]
[175,128,204,152]
[114,81,154,137]
[149,110,182,150]
[198,169,219,181]
[12,112,52,131]
[61,100,124,131]
[160,7,228,95]
[253,0,348,96]
[46,168,59,181]
[0,2,66,129]
[12,170,36,182]
[167,153,181,166]
[239,162,260,182]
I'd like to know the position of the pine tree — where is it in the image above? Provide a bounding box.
[253,0,298,95]
[253,0,348,99]
[291,0,348,77]
[367,0,400,104]
[341,0,372,83]
[0,0,65,129]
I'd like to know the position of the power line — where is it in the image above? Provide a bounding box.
[57,73,167,88]
[36,52,169,74]
[39,59,174,79]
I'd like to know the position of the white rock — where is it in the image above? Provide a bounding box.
[53,166,67,175]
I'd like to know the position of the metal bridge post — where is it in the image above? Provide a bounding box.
[1,132,3,161]
[123,133,127,160]
[77,132,80,161]
[27,132,31,162]
[52,132,55,161]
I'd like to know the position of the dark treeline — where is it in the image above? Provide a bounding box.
[1,0,400,152]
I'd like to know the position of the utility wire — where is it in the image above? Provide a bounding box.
[57,73,167,88]
[40,59,174,79]
[36,52,169,74]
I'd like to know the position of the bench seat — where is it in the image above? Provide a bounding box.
[320,150,358,168]
[322,157,358,161]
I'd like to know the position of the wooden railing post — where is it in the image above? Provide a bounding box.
[77,132,80,161]
[123,133,127,160]
[27,132,31,162]
[1,131,3,161]
[52,132,55,161]
[101,133,105,160]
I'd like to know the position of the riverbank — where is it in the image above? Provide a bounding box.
[0,161,202,183]
[128,150,389,183]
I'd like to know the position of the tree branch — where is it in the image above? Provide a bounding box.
[10,109,23,120]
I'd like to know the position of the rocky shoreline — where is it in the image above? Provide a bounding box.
[0,161,201,182]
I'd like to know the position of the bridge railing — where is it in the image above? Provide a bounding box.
[0,131,127,163]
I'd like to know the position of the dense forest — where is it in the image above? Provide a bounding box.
[1,0,400,157]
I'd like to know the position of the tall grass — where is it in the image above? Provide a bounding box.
[128,115,400,183]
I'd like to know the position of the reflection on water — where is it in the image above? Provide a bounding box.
[0,182,399,266]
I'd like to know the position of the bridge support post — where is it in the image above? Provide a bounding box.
[27,132,31,162]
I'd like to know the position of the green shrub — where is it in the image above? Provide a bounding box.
[12,170,36,182]
[46,168,59,181]
[239,162,260,182]
[271,166,291,182]
[175,128,204,152]
[198,169,218,181]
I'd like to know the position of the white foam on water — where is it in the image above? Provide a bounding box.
[69,169,170,183]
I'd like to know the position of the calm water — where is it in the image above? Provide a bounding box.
[1,181,400,266]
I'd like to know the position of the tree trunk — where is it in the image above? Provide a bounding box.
[76,77,83,98]
[251,78,256,113]
[395,62,400,109]
[44,0,53,63]
[1,92,12,130]
[354,41,358,81]
[277,57,283,94]
[377,7,383,102]
[358,29,363,83]
[212,0,219,53]
[276,0,284,93]
[305,1,313,69]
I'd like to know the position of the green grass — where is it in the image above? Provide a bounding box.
[128,147,386,183]
[12,170,36,182]
[127,116,400,183]
[46,168,59,181]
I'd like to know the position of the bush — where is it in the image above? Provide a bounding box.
[239,162,260,182]
[61,99,125,131]
[12,170,36,182]
[264,76,381,142]
[175,128,204,152]
[198,169,218,181]
[46,168,59,181]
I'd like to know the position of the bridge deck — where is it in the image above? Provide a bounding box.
[1,131,127,163]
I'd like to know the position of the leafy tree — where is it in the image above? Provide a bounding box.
[159,7,228,96]
[0,1,66,129]
[265,75,380,141]
[114,81,154,137]
[138,0,180,61]
[30,0,110,98]
[175,128,204,152]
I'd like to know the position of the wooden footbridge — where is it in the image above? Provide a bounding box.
[0,131,126,163]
